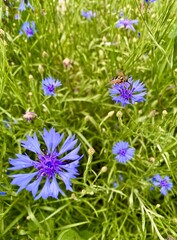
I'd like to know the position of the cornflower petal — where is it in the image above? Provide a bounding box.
[126,24,135,31]
[116,18,138,31]
[60,159,80,176]
[18,0,26,11]
[8,154,34,170]
[59,171,73,191]
[27,1,34,10]
[59,135,77,155]
[130,20,138,24]
[26,176,42,197]
[0,192,6,196]
[49,176,65,198]
[21,133,41,154]
[59,145,81,161]
[42,128,64,153]
[160,187,167,196]
[19,0,34,11]
[81,10,96,19]
[35,178,51,200]
[10,172,37,191]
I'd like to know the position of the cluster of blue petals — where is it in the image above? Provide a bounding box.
[19,0,34,11]
[9,128,83,200]
[20,21,37,38]
[42,77,62,96]
[109,77,146,106]
[151,174,173,195]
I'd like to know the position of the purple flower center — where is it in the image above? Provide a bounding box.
[26,27,34,36]
[47,84,55,93]
[119,87,133,100]
[160,179,168,187]
[123,20,129,27]
[119,148,127,156]
[34,152,64,178]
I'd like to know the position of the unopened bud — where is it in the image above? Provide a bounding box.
[166,235,175,240]
[71,193,78,200]
[149,110,157,117]
[101,166,107,173]
[116,111,123,118]
[88,147,95,155]
[107,111,114,117]
[132,37,137,43]
[81,189,86,195]
[162,110,168,116]
[38,64,44,74]
[42,51,48,58]
[0,29,5,36]
[84,115,90,122]
[29,74,34,80]
[41,9,47,16]
[149,157,155,163]
[173,218,177,224]
[63,58,72,68]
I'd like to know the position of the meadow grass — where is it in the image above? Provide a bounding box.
[1,0,177,239]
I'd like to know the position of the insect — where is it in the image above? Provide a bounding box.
[110,71,129,85]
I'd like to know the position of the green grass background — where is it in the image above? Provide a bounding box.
[1,0,177,239]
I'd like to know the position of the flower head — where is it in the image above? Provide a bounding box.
[18,0,34,11]
[81,10,96,20]
[145,0,156,3]
[116,19,138,31]
[112,141,135,164]
[42,77,62,96]
[23,111,37,121]
[109,77,146,106]
[20,21,37,38]
[63,58,72,69]
[8,128,83,200]
[0,192,6,196]
[113,174,124,188]
[151,174,173,196]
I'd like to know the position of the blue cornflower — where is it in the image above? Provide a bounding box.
[0,192,6,196]
[20,21,37,38]
[81,10,96,20]
[8,128,83,200]
[145,0,156,3]
[113,174,124,188]
[109,77,146,106]
[15,13,20,20]
[112,141,135,164]
[42,77,62,96]
[19,0,34,11]
[116,19,138,32]
[151,174,173,196]
[119,10,123,18]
